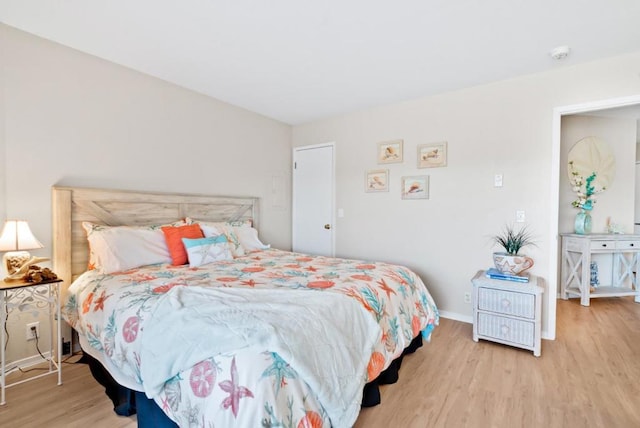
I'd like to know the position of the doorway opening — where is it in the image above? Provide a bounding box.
[549,94,640,339]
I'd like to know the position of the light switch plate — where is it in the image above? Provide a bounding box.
[494,174,503,187]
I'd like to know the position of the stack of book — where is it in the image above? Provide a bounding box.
[485,268,529,283]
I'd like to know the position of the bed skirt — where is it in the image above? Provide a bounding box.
[79,334,423,426]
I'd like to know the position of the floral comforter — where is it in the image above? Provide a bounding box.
[63,249,439,427]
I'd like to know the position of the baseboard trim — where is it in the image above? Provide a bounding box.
[439,310,472,324]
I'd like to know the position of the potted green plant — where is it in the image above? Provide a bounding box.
[492,225,536,275]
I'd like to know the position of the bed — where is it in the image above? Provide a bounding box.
[52,186,439,427]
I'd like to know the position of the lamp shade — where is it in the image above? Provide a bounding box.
[0,220,44,251]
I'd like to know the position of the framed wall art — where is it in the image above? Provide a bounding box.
[365,169,389,192]
[417,142,447,168]
[401,175,429,199]
[377,139,403,164]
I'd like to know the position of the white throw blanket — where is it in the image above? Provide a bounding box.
[139,286,382,428]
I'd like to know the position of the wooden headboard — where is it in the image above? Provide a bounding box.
[52,186,258,294]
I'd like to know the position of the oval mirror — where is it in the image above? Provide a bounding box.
[567,136,615,193]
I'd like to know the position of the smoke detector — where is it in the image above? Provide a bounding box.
[550,45,571,60]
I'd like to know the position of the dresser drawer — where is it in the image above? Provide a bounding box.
[477,287,535,319]
[616,240,640,251]
[477,313,535,347]
[590,240,615,251]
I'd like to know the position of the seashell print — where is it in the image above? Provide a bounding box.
[385,146,396,157]
[307,280,335,289]
[411,315,421,338]
[152,283,181,294]
[241,266,265,273]
[355,264,376,270]
[367,351,385,381]
[297,410,324,428]
[422,148,439,160]
[103,335,115,358]
[384,331,396,353]
[164,378,182,412]
[216,277,239,282]
[189,360,216,398]
[407,182,422,193]
[122,316,140,343]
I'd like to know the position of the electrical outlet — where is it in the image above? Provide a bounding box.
[26,322,40,341]
[464,292,471,304]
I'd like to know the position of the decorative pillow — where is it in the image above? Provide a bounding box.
[186,218,246,258]
[82,220,186,274]
[234,226,270,252]
[182,235,232,267]
[161,224,204,266]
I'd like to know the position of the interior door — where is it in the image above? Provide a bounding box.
[292,144,335,256]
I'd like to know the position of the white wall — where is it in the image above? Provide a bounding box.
[292,51,640,337]
[1,24,292,363]
[0,26,6,220]
[559,115,637,234]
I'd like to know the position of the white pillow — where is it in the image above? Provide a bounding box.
[186,218,270,254]
[182,235,232,267]
[83,221,184,274]
[234,226,270,252]
[187,219,246,258]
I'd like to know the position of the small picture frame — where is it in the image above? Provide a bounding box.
[365,169,389,192]
[377,140,403,164]
[401,175,429,199]
[417,142,447,168]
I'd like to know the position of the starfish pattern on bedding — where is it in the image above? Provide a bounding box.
[219,357,254,417]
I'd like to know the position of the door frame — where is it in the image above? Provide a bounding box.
[292,142,336,256]
[549,93,640,340]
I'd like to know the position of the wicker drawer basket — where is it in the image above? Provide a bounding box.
[477,313,535,347]
[477,288,535,319]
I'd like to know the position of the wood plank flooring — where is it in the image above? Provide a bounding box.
[2,297,639,427]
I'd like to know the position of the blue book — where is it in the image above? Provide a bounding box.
[485,268,529,283]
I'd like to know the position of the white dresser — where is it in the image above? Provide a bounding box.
[471,270,544,357]
[560,233,640,306]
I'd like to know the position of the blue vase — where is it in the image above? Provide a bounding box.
[574,209,592,235]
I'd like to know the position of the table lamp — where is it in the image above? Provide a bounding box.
[0,220,45,281]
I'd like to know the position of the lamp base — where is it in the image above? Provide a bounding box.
[3,251,31,274]
[2,252,50,282]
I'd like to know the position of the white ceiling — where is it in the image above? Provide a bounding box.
[2,1,640,125]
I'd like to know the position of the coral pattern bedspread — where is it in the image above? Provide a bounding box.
[62,249,439,427]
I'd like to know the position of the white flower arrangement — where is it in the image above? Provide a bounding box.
[568,161,602,211]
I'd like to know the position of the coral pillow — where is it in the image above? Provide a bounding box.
[161,224,204,265]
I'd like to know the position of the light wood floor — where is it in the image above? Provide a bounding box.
[2,298,639,428]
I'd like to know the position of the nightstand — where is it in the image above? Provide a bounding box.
[471,270,544,357]
[0,278,63,405]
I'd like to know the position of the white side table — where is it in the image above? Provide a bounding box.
[0,278,63,405]
[471,270,544,357]
[560,233,640,306]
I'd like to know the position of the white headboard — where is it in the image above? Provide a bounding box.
[52,186,258,294]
